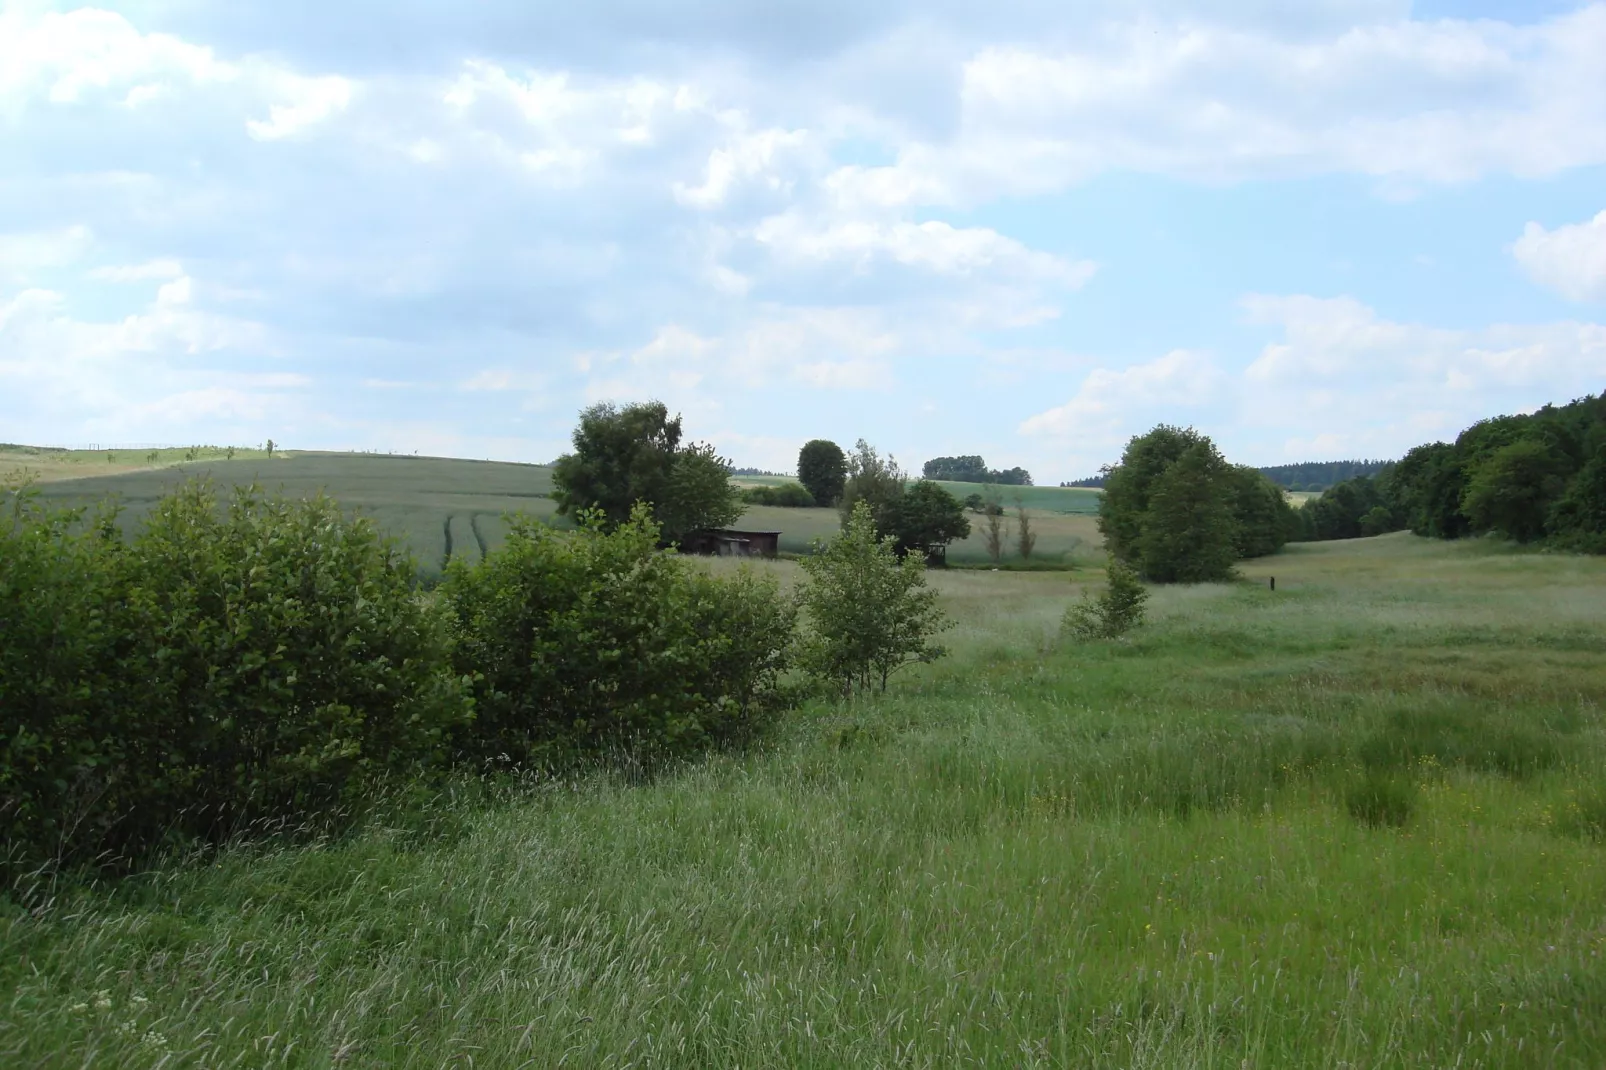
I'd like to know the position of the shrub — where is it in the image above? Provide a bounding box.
[116,482,468,847]
[1,481,467,884]
[0,492,128,883]
[798,502,950,695]
[741,482,816,508]
[442,505,795,767]
[1062,560,1150,640]
[797,439,847,507]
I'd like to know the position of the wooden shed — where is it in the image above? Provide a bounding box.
[681,529,782,558]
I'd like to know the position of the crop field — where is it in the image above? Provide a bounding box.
[24,452,563,577]
[5,532,1604,1067]
[0,444,277,487]
[24,452,1100,573]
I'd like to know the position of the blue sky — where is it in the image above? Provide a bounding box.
[2,0,1603,481]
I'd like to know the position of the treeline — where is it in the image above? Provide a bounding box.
[1258,460,1392,491]
[922,455,1033,486]
[1100,426,1297,582]
[1292,394,1606,551]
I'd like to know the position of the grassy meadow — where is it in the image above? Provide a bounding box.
[4,532,1605,1067]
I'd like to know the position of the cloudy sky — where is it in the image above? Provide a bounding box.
[2,0,1604,480]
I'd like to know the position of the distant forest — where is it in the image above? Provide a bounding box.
[1293,393,1606,552]
[731,467,786,477]
[923,455,1033,485]
[1064,458,1393,491]
[1257,460,1393,491]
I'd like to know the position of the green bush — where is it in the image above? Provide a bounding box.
[1,482,468,883]
[798,502,950,695]
[741,482,816,507]
[0,492,128,883]
[1062,560,1149,640]
[117,483,469,844]
[442,505,795,767]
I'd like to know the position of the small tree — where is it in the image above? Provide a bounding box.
[887,480,970,565]
[839,439,907,534]
[1133,441,1239,583]
[1014,498,1036,560]
[798,439,848,507]
[982,490,1005,563]
[799,502,950,695]
[265,439,276,458]
[1063,560,1149,640]
[655,442,743,546]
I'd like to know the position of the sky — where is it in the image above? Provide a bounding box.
[1,0,1604,482]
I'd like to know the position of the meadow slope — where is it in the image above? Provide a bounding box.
[3,533,1604,1067]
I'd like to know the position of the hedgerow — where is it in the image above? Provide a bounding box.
[2,484,801,888]
[441,505,795,768]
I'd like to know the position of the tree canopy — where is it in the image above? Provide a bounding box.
[797,439,847,507]
[551,401,741,545]
[1100,425,1294,583]
[922,455,1033,485]
[886,481,971,564]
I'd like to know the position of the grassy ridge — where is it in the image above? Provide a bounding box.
[4,533,1604,1066]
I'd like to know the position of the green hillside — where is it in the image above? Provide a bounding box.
[28,453,562,577]
[27,453,1106,571]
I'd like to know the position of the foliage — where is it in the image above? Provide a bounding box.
[1014,500,1037,560]
[442,505,795,767]
[1549,447,1606,553]
[797,439,848,507]
[1462,438,1571,543]
[1137,443,1241,582]
[1100,427,1245,583]
[1097,425,1214,566]
[798,502,950,695]
[1,481,467,884]
[1256,459,1392,491]
[551,401,741,546]
[1062,560,1149,640]
[839,439,908,535]
[885,481,971,564]
[741,482,817,508]
[1296,393,1606,552]
[981,492,1006,562]
[1227,465,1296,558]
[655,442,744,544]
[922,455,1033,485]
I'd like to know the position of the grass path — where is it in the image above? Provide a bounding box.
[3,534,1604,1067]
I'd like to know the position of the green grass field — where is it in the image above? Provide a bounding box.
[24,453,1101,573]
[5,532,1604,1067]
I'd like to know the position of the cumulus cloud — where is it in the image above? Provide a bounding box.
[1513,210,1606,303]
[1237,295,1606,459]
[3,1,1604,474]
[1019,349,1225,438]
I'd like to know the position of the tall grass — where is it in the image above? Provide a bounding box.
[3,533,1605,1066]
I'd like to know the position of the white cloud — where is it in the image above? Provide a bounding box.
[0,7,351,140]
[824,5,1606,208]
[752,212,1095,284]
[1512,210,1606,303]
[1235,294,1606,459]
[0,225,93,282]
[246,74,353,140]
[89,258,185,282]
[1019,349,1225,439]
